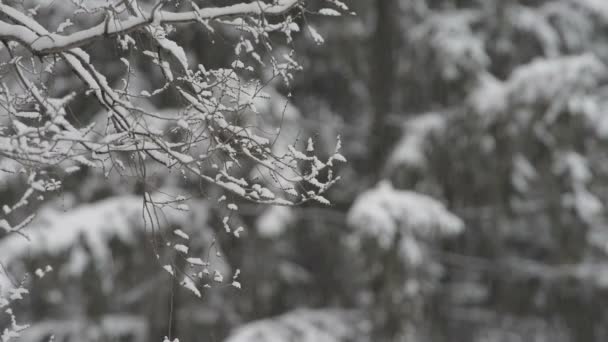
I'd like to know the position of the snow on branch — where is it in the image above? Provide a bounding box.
[225,309,369,342]
[347,181,464,265]
[506,54,606,108]
[0,1,300,55]
[0,0,347,209]
[348,181,464,243]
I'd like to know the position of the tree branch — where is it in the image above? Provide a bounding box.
[0,0,299,55]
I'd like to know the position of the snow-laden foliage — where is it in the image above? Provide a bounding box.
[16,314,148,342]
[469,312,571,342]
[467,54,607,122]
[506,54,606,109]
[460,54,607,225]
[386,112,447,170]
[411,10,488,82]
[348,181,463,265]
[224,309,369,342]
[0,193,228,298]
[348,181,463,245]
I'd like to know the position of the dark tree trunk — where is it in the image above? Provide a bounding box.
[367,0,399,178]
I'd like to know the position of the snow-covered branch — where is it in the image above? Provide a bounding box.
[0,0,346,207]
[0,1,299,55]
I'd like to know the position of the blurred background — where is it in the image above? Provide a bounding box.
[3,0,608,341]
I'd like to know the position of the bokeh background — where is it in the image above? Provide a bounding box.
[3,0,608,341]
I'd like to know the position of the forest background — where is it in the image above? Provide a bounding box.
[2,0,608,341]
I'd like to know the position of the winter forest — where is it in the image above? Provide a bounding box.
[1,0,608,341]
